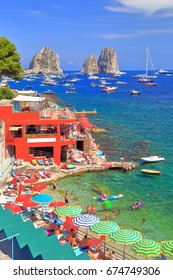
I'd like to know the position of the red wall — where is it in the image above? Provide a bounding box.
[1,105,76,165]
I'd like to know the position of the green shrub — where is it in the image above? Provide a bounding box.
[0,87,14,99]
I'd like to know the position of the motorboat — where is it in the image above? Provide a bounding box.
[157,69,172,75]
[102,86,117,92]
[44,90,56,94]
[141,169,161,175]
[141,156,165,162]
[130,90,141,95]
[116,81,127,85]
[146,82,157,86]
[138,78,152,83]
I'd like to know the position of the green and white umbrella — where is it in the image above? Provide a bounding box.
[90,221,119,258]
[132,239,161,259]
[90,221,119,236]
[110,229,142,259]
[160,240,173,258]
[55,205,82,218]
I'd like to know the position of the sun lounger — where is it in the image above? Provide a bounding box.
[48,158,54,165]
[43,159,49,166]
[67,164,76,169]
[74,248,85,256]
[31,159,37,165]
[45,229,55,236]
[59,240,69,245]
[38,159,44,165]
[38,171,46,178]
[44,171,52,177]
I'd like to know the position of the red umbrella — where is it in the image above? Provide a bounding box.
[15,194,32,203]
[18,183,24,192]
[63,217,79,231]
[32,184,48,192]
[49,201,66,208]
[12,177,17,184]
[4,204,23,213]
[23,200,38,208]
[24,178,38,184]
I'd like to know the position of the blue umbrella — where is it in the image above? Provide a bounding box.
[31,194,53,218]
[31,194,53,203]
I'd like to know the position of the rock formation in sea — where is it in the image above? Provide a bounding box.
[98,48,119,74]
[28,46,63,74]
[81,48,119,74]
[81,54,98,74]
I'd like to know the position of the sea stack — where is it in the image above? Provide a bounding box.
[81,48,119,74]
[98,48,119,74]
[28,46,63,74]
[81,54,98,74]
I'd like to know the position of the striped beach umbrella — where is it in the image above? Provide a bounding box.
[160,240,173,258]
[90,221,119,258]
[110,229,142,259]
[73,214,99,233]
[55,205,82,217]
[131,239,161,259]
[90,221,119,236]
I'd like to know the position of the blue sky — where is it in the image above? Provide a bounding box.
[1,0,173,70]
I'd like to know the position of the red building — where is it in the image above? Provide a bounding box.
[0,96,79,166]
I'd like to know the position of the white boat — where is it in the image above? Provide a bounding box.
[130,90,141,95]
[141,156,165,162]
[134,47,157,79]
[102,86,117,92]
[116,81,127,85]
[157,69,172,75]
[88,75,100,80]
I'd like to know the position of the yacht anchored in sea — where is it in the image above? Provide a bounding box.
[133,47,157,79]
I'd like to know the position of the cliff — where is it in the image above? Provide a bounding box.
[81,48,119,74]
[81,54,98,74]
[28,46,63,74]
[98,48,119,74]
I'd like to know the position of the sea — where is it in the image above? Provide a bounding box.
[8,70,173,243]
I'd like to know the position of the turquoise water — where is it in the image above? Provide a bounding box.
[9,71,173,242]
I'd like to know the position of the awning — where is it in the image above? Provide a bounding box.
[9,126,22,131]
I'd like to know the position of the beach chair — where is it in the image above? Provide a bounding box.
[44,170,52,178]
[38,171,46,178]
[48,158,54,165]
[38,159,44,165]
[43,159,49,166]
[31,159,37,165]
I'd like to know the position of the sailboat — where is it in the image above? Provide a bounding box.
[134,47,157,79]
